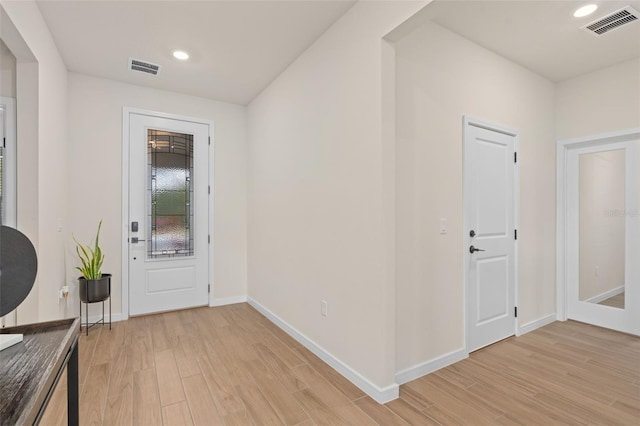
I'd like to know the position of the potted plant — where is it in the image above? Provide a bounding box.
[74,220,110,303]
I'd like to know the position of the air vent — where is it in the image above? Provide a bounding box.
[581,6,639,36]
[128,58,161,75]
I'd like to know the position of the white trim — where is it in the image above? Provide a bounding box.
[121,110,130,321]
[513,126,520,338]
[208,123,215,319]
[462,116,520,352]
[556,128,640,323]
[556,139,568,321]
[210,295,247,307]
[247,297,399,404]
[584,286,624,305]
[516,314,556,336]
[121,107,215,320]
[395,348,468,385]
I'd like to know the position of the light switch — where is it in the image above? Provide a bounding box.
[440,218,448,235]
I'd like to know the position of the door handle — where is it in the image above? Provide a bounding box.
[131,237,146,244]
[469,245,485,253]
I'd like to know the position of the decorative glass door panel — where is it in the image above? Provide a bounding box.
[147,130,194,258]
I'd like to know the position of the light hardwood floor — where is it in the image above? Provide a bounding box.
[598,291,625,309]
[41,304,639,425]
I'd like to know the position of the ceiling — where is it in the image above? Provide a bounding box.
[413,0,640,82]
[36,0,356,105]
[36,1,640,106]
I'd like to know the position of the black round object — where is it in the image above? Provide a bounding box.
[0,225,38,316]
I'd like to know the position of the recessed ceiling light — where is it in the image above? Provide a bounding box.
[172,50,189,60]
[574,4,598,18]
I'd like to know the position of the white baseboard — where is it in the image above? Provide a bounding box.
[516,313,556,336]
[247,297,399,404]
[81,295,248,324]
[395,348,468,385]
[210,295,248,307]
[584,286,624,305]
[83,312,125,326]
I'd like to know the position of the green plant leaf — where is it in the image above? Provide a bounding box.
[73,220,105,280]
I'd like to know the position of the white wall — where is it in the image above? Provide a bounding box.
[556,58,640,140]
[247,0,427,396]
[1,0,68,324]
[393,22,556,372]
[67,73,247,319]
[0,39,15,97]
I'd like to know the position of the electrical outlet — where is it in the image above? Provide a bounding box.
[595,265,599,277]
[321,300,328,317]
[58,286,70,300]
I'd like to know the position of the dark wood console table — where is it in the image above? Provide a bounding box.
[0,318,80,425]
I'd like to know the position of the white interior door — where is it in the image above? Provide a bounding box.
[566,140,640,335]
[129,113,210,316]
[464,118,517,352]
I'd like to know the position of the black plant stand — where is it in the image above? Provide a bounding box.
[79,275,111,336]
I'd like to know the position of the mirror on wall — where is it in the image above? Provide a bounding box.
[579,149,626,309]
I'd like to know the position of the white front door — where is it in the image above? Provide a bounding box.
[128,112,210,316]
[566,140,640,335]
[464,117,517,352]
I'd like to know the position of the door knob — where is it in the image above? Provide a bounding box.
[469,245,485,253]
[131,237,146,244]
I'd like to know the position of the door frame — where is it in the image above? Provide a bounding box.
[462,116,520,352]
[1,96,17,227]
[556,127,640,322]
[121,107,214,320]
